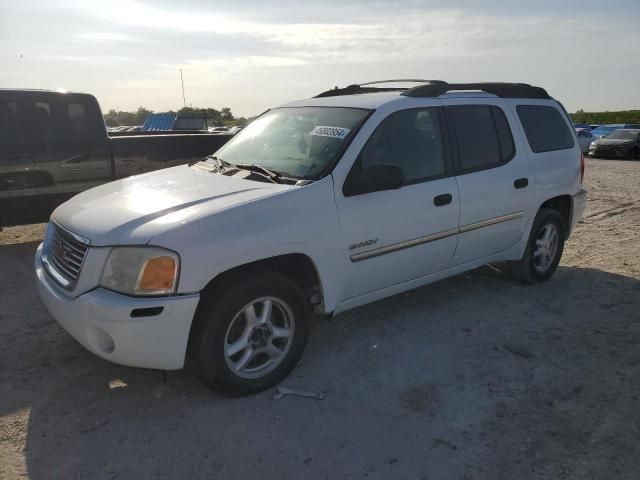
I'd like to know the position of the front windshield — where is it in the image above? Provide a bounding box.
[210,107,370,179]
[591,126,618,137]
[606,129,638,140]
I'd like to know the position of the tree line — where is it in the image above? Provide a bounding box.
[104,106,640,128]
[103,106,251,127]
[570,109,640,124]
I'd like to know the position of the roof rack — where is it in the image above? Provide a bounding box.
[402,82,550,99]
[314,80,550,99]
[314,79,446,98]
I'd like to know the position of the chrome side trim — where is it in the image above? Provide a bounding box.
[458,211,524,233]
[350,228,458,262]
[349,211,525,263]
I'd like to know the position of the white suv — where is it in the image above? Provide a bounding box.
[35,81,587,396]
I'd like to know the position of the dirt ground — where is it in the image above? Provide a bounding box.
[1,158,639,480]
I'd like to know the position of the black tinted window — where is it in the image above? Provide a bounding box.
[0,100,21,154]
[357,108,445,184]
[33,101,55,144]
[67,103,87,133]
[448,105,514,172]
[517,105,574,152]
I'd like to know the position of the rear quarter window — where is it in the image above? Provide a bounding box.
[517,105,574,153]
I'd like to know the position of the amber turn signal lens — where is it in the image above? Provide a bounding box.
[138,256,177,291]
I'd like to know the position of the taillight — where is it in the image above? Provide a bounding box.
[580,152,585,183]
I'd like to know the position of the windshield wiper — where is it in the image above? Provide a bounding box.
[210,155,232,169]
[188,155,230,168]
[234,163,283,183]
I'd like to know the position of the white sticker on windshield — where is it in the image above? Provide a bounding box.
[310,125,351,139]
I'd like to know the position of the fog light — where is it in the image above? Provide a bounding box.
[87,327,115,354]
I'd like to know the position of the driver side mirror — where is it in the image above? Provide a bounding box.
[344,163,404,196]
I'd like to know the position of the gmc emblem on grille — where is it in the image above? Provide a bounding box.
[53,239,71,263]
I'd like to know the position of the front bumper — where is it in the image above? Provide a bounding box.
[35,244,200,370]
[588,146,634,158]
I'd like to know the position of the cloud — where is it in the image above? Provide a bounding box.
[76,32,133,42]
[1,0,639,115]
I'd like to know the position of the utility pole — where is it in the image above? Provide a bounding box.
[180,69,186,107]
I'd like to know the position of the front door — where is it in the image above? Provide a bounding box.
[334,106,460,301]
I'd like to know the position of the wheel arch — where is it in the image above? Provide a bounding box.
[185,252,324,368]
[539,194,572,238]
[197,252,324,311]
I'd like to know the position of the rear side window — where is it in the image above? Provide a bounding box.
[67,103,87,133]
[447,105,515,172]
[517,105,574,153]
[33,101,55,143]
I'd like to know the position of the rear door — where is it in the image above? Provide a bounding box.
[441,98,533,265]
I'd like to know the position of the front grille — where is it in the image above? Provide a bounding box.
[43,223,90,289]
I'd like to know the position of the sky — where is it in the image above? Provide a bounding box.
[1,0,639,117]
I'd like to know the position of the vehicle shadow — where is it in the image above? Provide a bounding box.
[2,241,639,479]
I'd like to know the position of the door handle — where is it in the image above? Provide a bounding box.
[433,193,452,206]
[514,178,528,189]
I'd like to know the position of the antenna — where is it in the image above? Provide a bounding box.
[180,69,186,107]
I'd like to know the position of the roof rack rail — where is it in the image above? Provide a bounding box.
[314,79,446,98]
[402,82,550,99]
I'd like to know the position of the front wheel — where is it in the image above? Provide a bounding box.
[509,208,565,284]
[189,272,311,396]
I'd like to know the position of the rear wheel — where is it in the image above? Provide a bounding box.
[189,272,311,396]
[509,208,565,284]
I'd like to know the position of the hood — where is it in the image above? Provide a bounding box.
[52,165,293,246]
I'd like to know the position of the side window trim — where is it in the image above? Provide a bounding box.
[342,106,453,197]
[445,104,517,176]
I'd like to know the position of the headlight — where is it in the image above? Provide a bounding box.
[100,246,179,296]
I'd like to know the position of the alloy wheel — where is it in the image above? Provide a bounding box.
[223,296,295,379]
[533,223,559,273]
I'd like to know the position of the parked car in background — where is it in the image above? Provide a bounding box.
[0,89,232,227]
[589,124,600,131]
[575,128,595,153]
[143,113,208,132]
[573,123,591,130]
[590,123,640,138]
[588,128,640,159]
[34,80,587,396]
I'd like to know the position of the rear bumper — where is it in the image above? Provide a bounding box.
[35,244,200,370]
[569,189,587,236]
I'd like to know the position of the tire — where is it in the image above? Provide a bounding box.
[508,208,565,284]
[189,271,311,396]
